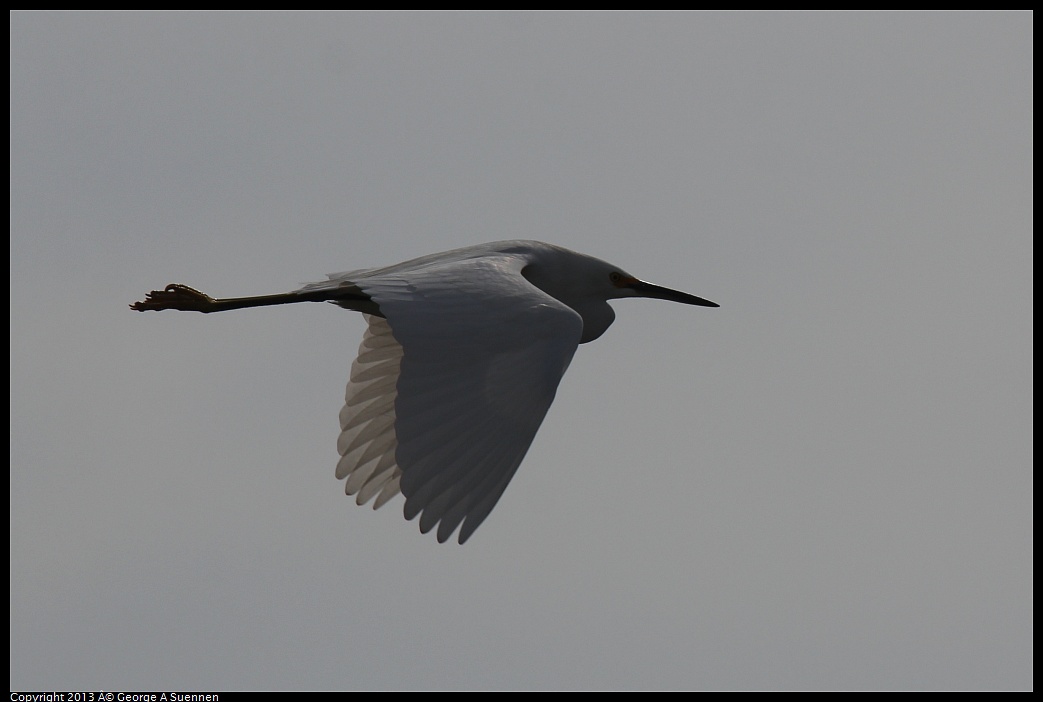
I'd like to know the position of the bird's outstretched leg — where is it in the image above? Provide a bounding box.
[131,282,380,315]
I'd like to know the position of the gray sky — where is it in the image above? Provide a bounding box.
[10,11,1032,691]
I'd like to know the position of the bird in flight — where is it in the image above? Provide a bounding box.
[131,240,718,543]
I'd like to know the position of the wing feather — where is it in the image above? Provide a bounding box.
[335,315,403,507]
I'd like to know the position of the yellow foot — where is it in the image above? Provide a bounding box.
[130,284,216,312]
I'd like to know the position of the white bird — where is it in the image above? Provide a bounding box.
[132,240,718,543]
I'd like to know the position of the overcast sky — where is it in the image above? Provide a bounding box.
[10,11,1032,691]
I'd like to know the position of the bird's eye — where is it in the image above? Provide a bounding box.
[609,272,623,284]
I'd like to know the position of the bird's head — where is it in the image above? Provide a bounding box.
[520,244,718,344]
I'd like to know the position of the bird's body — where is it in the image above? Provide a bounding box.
[132,240,717,543]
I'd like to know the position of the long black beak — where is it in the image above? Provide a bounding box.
[630,280,719,307]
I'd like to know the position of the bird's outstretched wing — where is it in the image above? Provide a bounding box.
[334,253,583,543]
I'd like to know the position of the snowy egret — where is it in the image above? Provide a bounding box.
[131,240,718,543]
